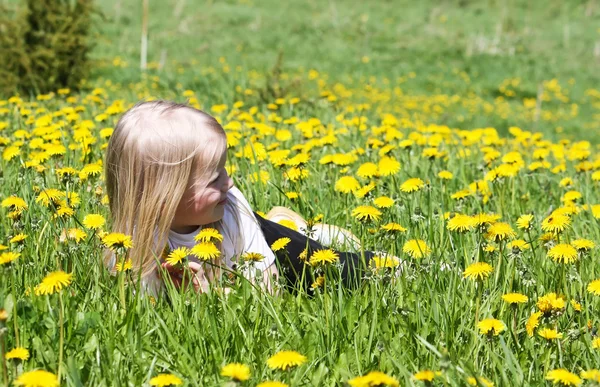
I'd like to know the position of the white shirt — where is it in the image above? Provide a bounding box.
[167,186,276,271]
[142,186,276,295]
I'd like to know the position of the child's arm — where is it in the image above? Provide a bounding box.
[160,261,212,293]
[161,260,279,295]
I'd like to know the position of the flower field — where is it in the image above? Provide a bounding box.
[2,62,600,386]
[2,0,600,386]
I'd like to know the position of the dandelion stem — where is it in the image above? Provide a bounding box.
[508,255,515,292]
[543,344,551,374]
[10,274,19,347]
[527,229,537,258]
[119,266,126,315]
[511,307,520,349]
[474,283,482,333]
[58,291,65,382]
[494,241,505,287]
[0,327,8,387]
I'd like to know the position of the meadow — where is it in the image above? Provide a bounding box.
[2,0,600,386]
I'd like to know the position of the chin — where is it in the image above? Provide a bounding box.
[209,207,226,223]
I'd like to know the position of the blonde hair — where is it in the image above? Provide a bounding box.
[104,100,238,282]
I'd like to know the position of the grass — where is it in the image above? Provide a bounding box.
[88,0,600,140]
[1,0,600,386]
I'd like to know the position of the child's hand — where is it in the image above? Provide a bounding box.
[160,261,210,293]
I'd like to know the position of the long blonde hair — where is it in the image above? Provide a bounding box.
[104,100,234,280]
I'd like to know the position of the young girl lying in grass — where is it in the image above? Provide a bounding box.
[104,100,388,296]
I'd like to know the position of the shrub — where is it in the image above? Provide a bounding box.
[0,0,95,97]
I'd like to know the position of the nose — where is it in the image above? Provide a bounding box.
[222,176,233,192]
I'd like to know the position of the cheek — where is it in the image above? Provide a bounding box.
[175,192,202,216]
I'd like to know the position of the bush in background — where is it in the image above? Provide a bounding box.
[0,0,95,97]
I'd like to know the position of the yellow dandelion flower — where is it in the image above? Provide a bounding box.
[5,347,29,361]
[537,293,565,313]
[348,371,399,387]
[373,196,394,208]
[447,214,476,232]
[82,214,106,230]
[284,167,308,182]
[473,213,501,227]
[378,156,401,176]
[545,369,581,386]
[190,242,221,261]
[34,271,73,295]
[526,311,542,336]
[54,205,74,218]
[357,162,378,178]
[403,239,431,259]
[266,350,307,370]
[581,369,600,382]
[370,255,401,269]
[413,370,437,382]
[538,328,563,340]
[250,172,270,184]
[451,189,472,200]
[271,237,291,252]
[547,244,578,264]
[9,234,27,244]
[56,167,78,178]
[570,299,582,312]
[193,228,222,243]
[311,275,325,289]
[561,190,582,203]
[380,223,407,233]
[115,259,133,272]
[502,293,528,304]
[485,222,516,242]
[335,176,361,193]
[309,249,339,266]
[593,338,600,349]
[572,239,595,251]
[3,145,21,161]
[102,233,134,251]
[1,196,28,211]
[516,214,534,229]
[400,177,425,193]
[557,176,573,187]
[352,205,382,222]
[220,363,250,382]
[539,232,556,243]
[484,245,497,253]
[0,251,20,265]
[14,370,59,387]
[438,170,453,180]
[79,162,103,180]
[65,228,87,243]
[541,214,570,233]
[149,373,183,386]
[166,247,189,265]
[467,376,494,386]
[241,252,265,262]
[587,279,600,296]
[257,381,288,387]
[354,182,376,199]
[277,219,298,231]
[463,262,493,281]
[477,318,506,336]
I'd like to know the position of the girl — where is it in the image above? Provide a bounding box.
[104,100,379,296]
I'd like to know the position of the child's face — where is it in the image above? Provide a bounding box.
[171,151,233,233]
